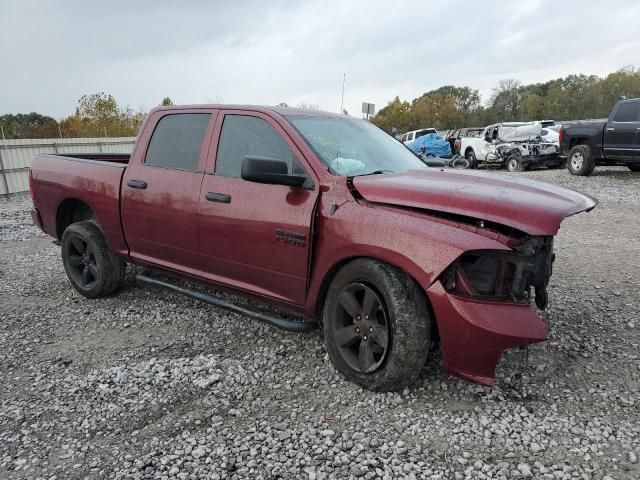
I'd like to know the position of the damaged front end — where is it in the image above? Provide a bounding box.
[427,236,554,386]
[441,236,554,309]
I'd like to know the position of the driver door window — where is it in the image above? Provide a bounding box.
[215,115,307,177]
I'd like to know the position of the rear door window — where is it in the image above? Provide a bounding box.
[215,115,307,178]
[613,102,640,122]
[145,113,211,170]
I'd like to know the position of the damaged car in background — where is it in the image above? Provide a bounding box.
[460,121,565,172]
[29,105,596,390]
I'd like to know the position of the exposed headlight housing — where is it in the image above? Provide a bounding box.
[441,236,554,309]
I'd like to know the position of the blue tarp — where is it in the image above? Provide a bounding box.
[407,133,452,158]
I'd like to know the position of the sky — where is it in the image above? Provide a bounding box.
[2,0,640,119]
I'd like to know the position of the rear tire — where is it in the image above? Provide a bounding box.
[567,145,595,176]
[628,164,640,172]
[61,221,126,298]
[465,150,478,169]
[323,259,431,391]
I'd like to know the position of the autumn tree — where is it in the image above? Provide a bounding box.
[60,92,144,137]
[371,96,413,133]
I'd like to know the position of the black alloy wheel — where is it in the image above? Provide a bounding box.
[66,235,98,289]
[61,221,126,298]
[333,282,391,374]
[323,259,431,391]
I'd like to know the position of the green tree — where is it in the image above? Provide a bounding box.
[412,93,458,130]
[0,113,59,139]
[489,79,523,121]
[419,86,480,114]
[161,97,174,106]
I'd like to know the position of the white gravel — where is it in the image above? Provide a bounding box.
[0,193,47,243]
[1,167,639,479]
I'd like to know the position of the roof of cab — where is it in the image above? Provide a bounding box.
[150,104,345,118]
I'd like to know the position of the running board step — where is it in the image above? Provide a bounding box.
[135,272,319,333]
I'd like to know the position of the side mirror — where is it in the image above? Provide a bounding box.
[241,156,307,187]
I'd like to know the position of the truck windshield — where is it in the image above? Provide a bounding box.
[287,116,426,176]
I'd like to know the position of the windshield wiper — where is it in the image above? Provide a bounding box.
[354,169,394,177]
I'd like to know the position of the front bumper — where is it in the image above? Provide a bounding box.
[426,281,547,386]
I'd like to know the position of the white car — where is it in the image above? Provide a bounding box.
[400,128,437,145]
[459,122,560,170]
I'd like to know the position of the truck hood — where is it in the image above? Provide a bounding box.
[352,169,597,235]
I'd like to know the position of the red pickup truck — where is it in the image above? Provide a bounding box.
[29,105,597,390]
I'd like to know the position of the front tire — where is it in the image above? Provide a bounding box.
[506,155,524,172]
[628,164,640,172]
[567,145,595,176]
[61,221,126,298]
[323,259,431,391]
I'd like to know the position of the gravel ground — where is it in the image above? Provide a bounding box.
[1,167,639,480]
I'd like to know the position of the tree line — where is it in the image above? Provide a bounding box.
[0,93,174,139]
[371,66,640,134]
[0,94,317,139]
[3,66,640,139]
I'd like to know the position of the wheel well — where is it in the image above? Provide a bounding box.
[569,138,589,149]
[315,256,439,341]
[55,199,96,240]
[464,147,474,156]
[315,257,357,317]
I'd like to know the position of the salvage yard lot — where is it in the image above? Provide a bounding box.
[1,168,639,479]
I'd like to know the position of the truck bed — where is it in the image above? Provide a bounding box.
[30,153,129,255]
[51,153,131,164]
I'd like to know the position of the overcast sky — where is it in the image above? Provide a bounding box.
[2,0,639,119]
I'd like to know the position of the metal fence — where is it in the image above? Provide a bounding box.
[0,137,136,195]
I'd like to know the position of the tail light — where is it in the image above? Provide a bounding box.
[558,128,564,145]
[442,238,554,309]
[29,168,35,201]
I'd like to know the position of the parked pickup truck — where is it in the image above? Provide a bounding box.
[560,98,640,175]
[30,105,597,390]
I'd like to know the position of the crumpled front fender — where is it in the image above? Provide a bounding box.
[426,281,547,386]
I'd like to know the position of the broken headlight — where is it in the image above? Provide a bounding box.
[441,237,554,309]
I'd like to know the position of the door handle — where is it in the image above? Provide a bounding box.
[205,192,231,203]
[127,180,147,189]
[606,127,615,131]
